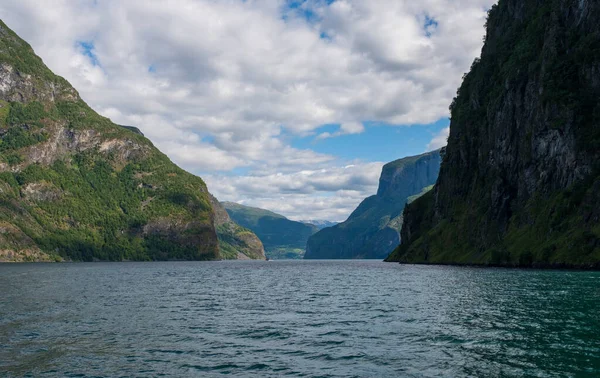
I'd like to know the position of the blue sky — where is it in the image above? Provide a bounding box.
[76,41,100,66]
[293,119,449,163]
[1,0,495,220]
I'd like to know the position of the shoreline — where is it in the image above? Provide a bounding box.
[385,260,600,271]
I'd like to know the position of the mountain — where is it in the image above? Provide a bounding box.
[305,150,441,259]
[386,0,600,268]
[222,202,318,259]
[300,220,339,230]
[0,20,220,262]
[209,195,265,260]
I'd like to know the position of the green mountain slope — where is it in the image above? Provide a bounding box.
[0,20,220,262]
[210,195,265,260]
[387,0,600,268]
[222,202,318,259]
[305,150,441,260]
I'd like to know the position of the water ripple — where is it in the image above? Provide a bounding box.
[0,261,599,377]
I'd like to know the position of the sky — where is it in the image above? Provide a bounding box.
[0,0,495,221]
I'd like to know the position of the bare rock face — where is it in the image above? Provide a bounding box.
[388,0,600,268]
[0,20,220,262]
[0,63,79,104]
[211,194,234,226]
[376,151,441,199]
[209,194,266,260]
[22,181,62,202]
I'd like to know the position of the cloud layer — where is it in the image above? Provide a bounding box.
[427,127,450,151]
[0,0,494,220]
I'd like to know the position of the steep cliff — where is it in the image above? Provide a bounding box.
[387,0,600,268]
[0,20,220,262]
[223,202,318,259]
[209,195,266,260]
[305,150,441,259]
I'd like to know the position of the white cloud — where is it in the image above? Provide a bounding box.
[316,122,365,140]
[161,141,248,172]
[426,127,450,151]
[0,0,495,219]
[205,162,383,197]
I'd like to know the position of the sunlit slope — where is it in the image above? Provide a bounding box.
[0,20,220,261]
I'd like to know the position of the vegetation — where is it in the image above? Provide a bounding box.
[211,197,265,260]
[0,143,218,261]
[388,173,600,267]
[217,223,264,260]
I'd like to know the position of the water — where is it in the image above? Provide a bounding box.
[0,261,599,377]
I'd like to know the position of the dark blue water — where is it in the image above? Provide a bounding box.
[1,261,599,377]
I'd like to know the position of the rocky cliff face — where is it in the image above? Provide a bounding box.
[305,150,441,260]
[209,195,266,260]
[387,0,600,267]
[0,20,220,262]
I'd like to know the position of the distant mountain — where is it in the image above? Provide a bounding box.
[209,195,265,260]
[0,20,220,262]
[300,220,339,230]
[305,150,442,260]
[222,202,318,259]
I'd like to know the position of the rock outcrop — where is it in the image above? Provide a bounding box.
[305,150,441,259]
[386,0,600,268]
[0,20,220,262]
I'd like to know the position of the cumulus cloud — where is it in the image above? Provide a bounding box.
[0,0,494,219]
[426,127,450,151]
